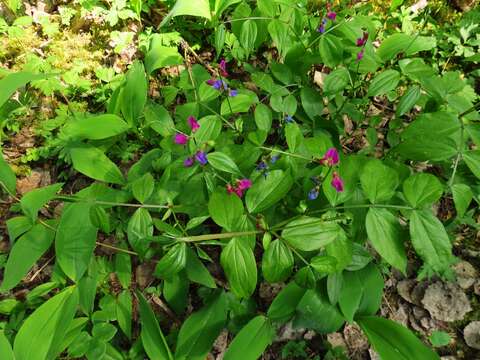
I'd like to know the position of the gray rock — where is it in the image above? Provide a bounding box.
[397,280,416,304]
[422,282,471,322]
[453,261,477,289]
[344,324,369,353]
[464,321,480,350]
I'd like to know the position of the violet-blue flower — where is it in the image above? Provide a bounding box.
[308,187,319,200]
[195,151,208,165]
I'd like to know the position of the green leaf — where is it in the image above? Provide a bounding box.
[268,19,290,57]
[0,71,46,108]
[63,114,129,140]
[214,0,241,18]
[451,184,472,217]
[366,208,407,274]
[429,330,451,347]
[409,210,453,273]
[310,255,338,274]
[367,70,400,97]
[1,223,55,291]
[69,144,125,185]
[396,86,421,116]
[262,239,294,283]
[92,322,117,342]
[127,208,153,256]
[137,291,173,360]
[154,243,187,279]
[175,293,228,360]
[240,20,257,56]
[0,150,16,195]
[20,183,63,222]
[360,159,399,203]
[221,238,257,298]
[116,290,132,339]
[208,190,244,230]
[56,203,98,281]
[14,287,79,360]
[338,264,384,322]
[324,68,350,96]
[246,170,293,213]
[164,273,189,315]
[285,122,303,152]
[282,216,343,251]
[463,150,480,179]
[0,330,14,360]
[145,103,175,137]
[120,61,147,125]
[145,40,183,74]
[295,289,345,333]
[221,92,258,115]
[193,115,222,144]
[403,173,443,208]
[162,0,211,25]
[283,94,297,116]
[223,316,275,360]
[254,103,272,132]
[377,33,436,62]
[132,172,154,204]
[185,247,216,288]
[357,316,440,360]
[267,282,306,322]
[301,87,323,120]
[90,205,111,233]
[320,34,343,67]
[207,152,242,176]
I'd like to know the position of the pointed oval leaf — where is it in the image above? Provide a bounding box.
[246,170,293,213]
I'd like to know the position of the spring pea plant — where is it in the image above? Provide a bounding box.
[0,0,479,359]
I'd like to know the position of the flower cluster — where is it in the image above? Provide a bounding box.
[356,31,369,61]
[308,147,344,200]
[317,10,336,33]
[184,151,208,167]
[226,178,252,197]
[173,116,200,145]
[206,59,238,97]
[256,154,280,178]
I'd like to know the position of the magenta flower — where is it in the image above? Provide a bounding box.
[219,59,228,77]
[327,12,336,20]
[357,49,365,61]
[188,116,200,133]
[184,157,194,167]
[331,172,344,192]
[237,179,252,191]
[320,148,340,166]
[195,151,208,165]
[174,133,188,145]
[226,183,236,195]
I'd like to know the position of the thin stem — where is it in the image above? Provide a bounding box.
[55,196,172,209]
[306,20,346,49]
[258,146,314,161]
[177,230,262,242]
[199,102,237,131]
[96,242,138,255]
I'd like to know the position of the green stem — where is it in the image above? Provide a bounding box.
[177,230,262,242]
[258,146,314,161]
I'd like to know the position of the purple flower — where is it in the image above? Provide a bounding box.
[256,161,268,171]
[188,116,200,133]
[308,187,319,200]
[229,89,238,97]
[219,59,228,77]
[317,24,326,33]
[237,178,252,191]
[174,133,188,145]
[327,12,336,20]
[357,50,365,61]
[184,157,194,167]
[320,147,340,166]
[195,151,208,165]
[285,115,294,123]
[331,172,344,192]
[270,155,280,164]
[356,32,369,47]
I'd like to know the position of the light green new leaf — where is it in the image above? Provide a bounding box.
[377,33,436,62]
[246,170,293,213]
[366,208,407,274]
[63,114,129,140]
[132,172,154,204]
[221,238,257,298]
[116,290,132,339]
[463,150,480,179]
[409,209,453,273]
[282,216,343,251]
[20,183,63,222]
[55,203,98,281]
[144,102,175,137]
[162,0,211,26]
[137,291,173,360]
[367,70,400,97]
[403,173,443,208]
[360,159,399,203]
[14,286,79,360]
[224,316,275,360]
[120,61,147,126]
[240,20,257,56]
[69,144,125,185]
[214,0,241,18]
[127,208,153,256]
[208,190,244,230]
[320,34,343,67]
[357,316,440,360]
[145,40,183,74]
[254,103,272,132]
[207,152,242,176]
[285,123,303,153]
[175,293,228,360]
[0,71,46,108]
[220,92,258,115]
[0,330,14,360]
[1,223,55,291]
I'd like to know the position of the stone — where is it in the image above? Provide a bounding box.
[422,282,471,322]
[327,332,347,349]
[453,261,477,289]
[344,324,369,353]
[464,321,480,350]
[397,279,416,303]
[17,169,51,195]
